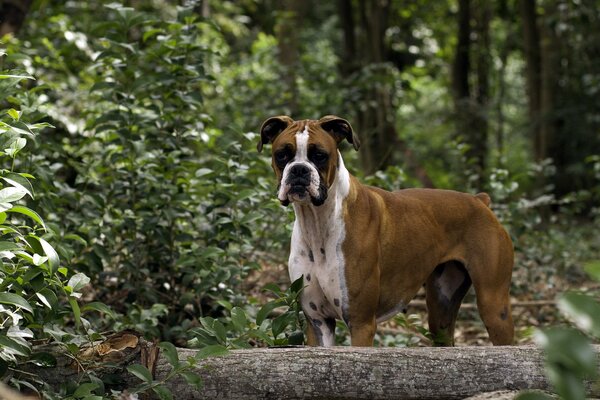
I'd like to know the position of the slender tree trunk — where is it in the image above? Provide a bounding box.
[275,0,308,116]
[473,0,491,187]
[520,0,543,161]
[539,3,559,166]
[0,0,32,36]
[495,0,511,168]
[452,0,471,104]
[338,0,357,77]
[451,0,491,190]
[451,0,478,185]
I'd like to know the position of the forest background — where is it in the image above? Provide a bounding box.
[0,0,599,398]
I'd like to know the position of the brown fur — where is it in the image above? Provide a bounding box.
[342,182,514,346]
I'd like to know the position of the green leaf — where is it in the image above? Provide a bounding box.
[159,342,179,367]
[584,261,600,281]
[0,187,27,203]
[536,327,597,378]
[6,206,46,230]
[33,253,48,266]
[289,276,305,294]
[0,74,34,80]
[256,299,285,326]
[38,288,58,309]
[0,292,33,313]
[180,371,203,390]
[0,335,31,357]
[36,292,52,308]
[127,364,153,383]
[82,302,117,319]
[152,385,173,400]
[0,241,21,252]
[195,168,213,177]
[39,237,59,271]
[558,292,600,338]
[68,272,91,292]
[271,312,294,338]
[2,172,35,198]
[69,297,81,327]
[7,109,19,121]
[230,307,248,331]
[5,138,27,157]
[212,320,227,344]
[0,203,12,212]
[195,345,228,360]
[73,382,99,398]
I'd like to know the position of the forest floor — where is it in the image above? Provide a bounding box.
[245,251,600,346]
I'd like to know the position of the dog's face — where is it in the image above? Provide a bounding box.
[258,116,360,206]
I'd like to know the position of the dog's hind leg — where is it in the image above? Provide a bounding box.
[469,240,514,345]
[425,261,472,346]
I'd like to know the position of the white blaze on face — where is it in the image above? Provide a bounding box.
[277,124,322,203]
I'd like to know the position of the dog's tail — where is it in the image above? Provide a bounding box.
[475,192,491,208]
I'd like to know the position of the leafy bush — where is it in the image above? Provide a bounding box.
[0,51,91,388]
[189,277,305,348]
[4,2,291,345]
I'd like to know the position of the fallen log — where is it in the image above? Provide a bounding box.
[25,341,600,400]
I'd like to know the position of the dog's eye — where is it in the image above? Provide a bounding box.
[274,150,290,165]
[312,151,328,163]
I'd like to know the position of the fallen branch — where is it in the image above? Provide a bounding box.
[25,340,600,400]
[408,300,556,310]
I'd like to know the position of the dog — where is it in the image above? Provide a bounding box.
[258,115,514,346]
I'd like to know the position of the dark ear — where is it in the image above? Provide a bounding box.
[258,116,294,152]
[318,115,360,151]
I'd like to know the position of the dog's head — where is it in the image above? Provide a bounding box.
[257,115,360,206]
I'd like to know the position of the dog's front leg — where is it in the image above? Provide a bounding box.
[349,317,377,346]
[305,315,336,346]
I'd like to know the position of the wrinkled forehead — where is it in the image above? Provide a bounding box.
[271,119,337,151]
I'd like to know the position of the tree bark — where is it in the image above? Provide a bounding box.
[26,343,600,399]
[520,0,543,162]
[275,0,308,116]
[472,0,491,187]
[538,3,559,167]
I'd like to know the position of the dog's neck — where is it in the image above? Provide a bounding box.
[292,152,350,249]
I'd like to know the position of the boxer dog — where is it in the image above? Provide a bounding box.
[258,115,514,346]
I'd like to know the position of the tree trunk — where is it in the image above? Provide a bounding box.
[538,3,559,167]
[451,0,480,188]
[24,343,600,399]
[0,0,32,36]
[275,0,308,116]
[472,0,491,188]
[520,0,543,161]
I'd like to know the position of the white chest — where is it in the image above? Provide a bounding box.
[288,212,348,323]
[287,167,351,329]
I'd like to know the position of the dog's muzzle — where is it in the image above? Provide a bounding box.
[279,163,328,206]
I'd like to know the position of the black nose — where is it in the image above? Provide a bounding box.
[289,164,311,179]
